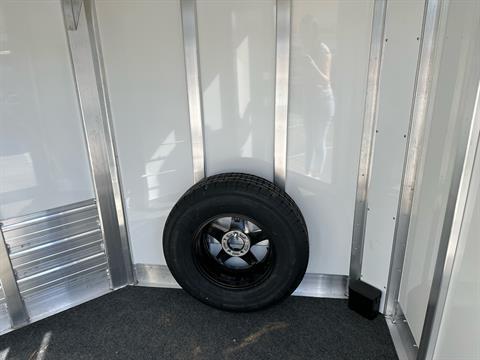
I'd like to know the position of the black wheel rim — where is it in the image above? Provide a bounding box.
[192,215,274,289]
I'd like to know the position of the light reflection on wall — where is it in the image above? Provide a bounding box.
[289,10,337,184]
[197,0,275,180]
[145,131,182,202]
[286,0,374,274]
[236,37,251,119]
[203,74,222,131]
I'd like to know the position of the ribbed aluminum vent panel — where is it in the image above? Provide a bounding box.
[2,199,111,321]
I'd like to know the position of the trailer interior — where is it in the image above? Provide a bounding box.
[0,0,479,359]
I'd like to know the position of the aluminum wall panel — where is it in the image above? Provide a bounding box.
[196,0,276,181]
[1,199,111,320]
[24,266,110,323]
[286,0,375,274]
[2,202,99,253]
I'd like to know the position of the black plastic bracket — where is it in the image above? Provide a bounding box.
[348,279,381,320]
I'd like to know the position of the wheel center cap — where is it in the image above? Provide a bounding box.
[221,230,250,257]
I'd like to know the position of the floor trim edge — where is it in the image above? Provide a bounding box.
[134,263,348,299]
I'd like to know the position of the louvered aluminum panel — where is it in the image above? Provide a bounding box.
[24,267,110,323]
[1,199,112,321]
[11,229,103,280]
[2,201,99,254]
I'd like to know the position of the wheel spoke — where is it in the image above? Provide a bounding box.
[249,231,267,245]
[213,218,231,232]
[216,249,231,264]
[241,251,258,266]
[240,219,248,233]
[207,224,226,241]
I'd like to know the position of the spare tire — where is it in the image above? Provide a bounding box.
[163,173,309,311]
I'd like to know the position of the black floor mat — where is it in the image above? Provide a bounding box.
[0,287,398,359]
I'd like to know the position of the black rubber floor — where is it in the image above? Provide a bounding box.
[0,287,397,360]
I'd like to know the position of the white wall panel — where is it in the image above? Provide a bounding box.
[286,0,374,274]
[399,0,480,343]
[434,132,480,359]
[196,0,276,181]
[361,0,424,303]
[95,0,193,265]
[0,0,94,219]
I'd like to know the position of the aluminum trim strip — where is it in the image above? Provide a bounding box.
[0,227,28,328]
[181,0,205,183]
[384,0,441,317]
[62,0,82,31]
[0,283,5,303]
[349,0,387,280]
[273,0,291,188]
[0,303,10,335]
[387,304,418,360]
[62,0,134,288]
[134,264,348,299]
[135,264,180,289]
[1,199,96,231]
[87,0,136,285]
[418,81,480,359]
[292,273,348,299]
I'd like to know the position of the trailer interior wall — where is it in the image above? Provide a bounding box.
[433,114,480,359]
[398,0,480,345]
[286,0,374,275]
[197,0,276,182]
[95,0,376,281]
[359,0,425,309]
[0,1,94,220]
[0,0,112,333]
[4,3,476,353]
[94,0,195,266]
